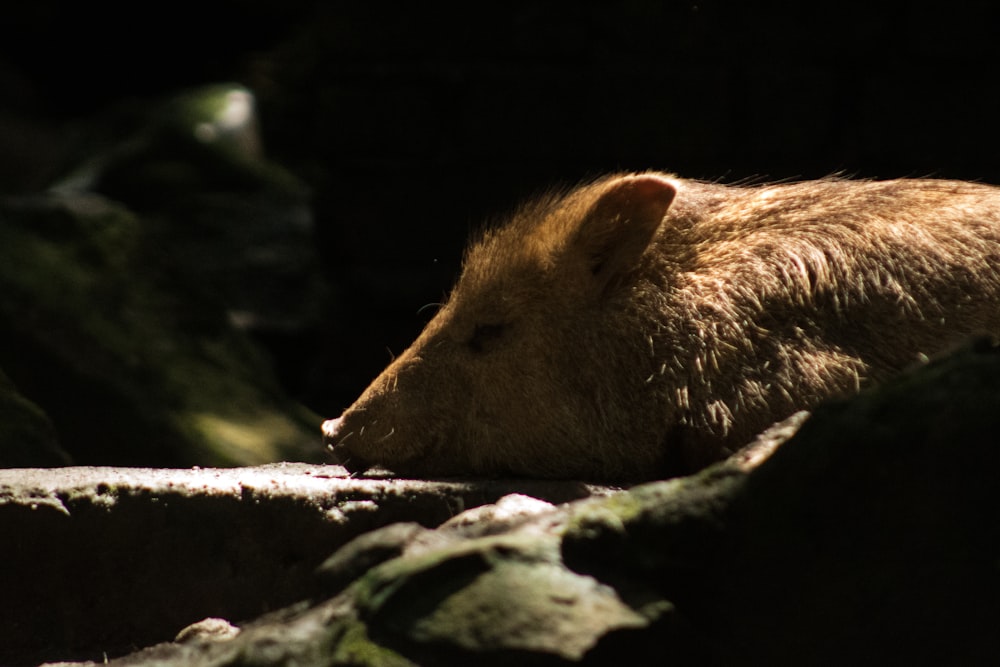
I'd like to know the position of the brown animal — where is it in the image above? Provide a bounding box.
[323,173,1000,480]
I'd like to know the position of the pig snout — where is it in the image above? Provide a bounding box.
[321,416,342,440]
[322,416,370,471]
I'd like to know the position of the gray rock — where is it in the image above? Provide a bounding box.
[1,463,612,665]
[174,617,241,645]
[19,339,1000,666]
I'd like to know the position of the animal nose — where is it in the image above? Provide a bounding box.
[322,416,370,471]
[322,417,344,442]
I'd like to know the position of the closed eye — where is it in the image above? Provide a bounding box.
[468,323,507,353]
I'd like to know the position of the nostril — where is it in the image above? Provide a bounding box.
[322,417,344,441]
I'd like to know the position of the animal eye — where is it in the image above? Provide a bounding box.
[468,322,507,353]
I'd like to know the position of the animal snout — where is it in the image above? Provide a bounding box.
[322,416,349,461]
[322,416,343,441]
[323,416,370,471]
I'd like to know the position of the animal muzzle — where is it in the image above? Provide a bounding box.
[322,416,370,471]
[321,416,343,442]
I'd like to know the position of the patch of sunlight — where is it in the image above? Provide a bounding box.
[188,85,261,158]
[190,411,302,465]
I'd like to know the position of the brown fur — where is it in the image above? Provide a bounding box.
[324,173,1000,480]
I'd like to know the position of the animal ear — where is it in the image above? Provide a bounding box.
[569,174,677,293]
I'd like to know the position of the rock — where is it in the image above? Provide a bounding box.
[315,522,431,597]
[174,617,241,644]
[726,409,810,471]
[353,534,652,663]
[436,492,557,536]
[707,337,1000,665]
[0,188,322,467]
[564,337,1000,665]
[0,463,613,665]
[25,337,998,666]
[0,366,70,467]
[56,84,327,337]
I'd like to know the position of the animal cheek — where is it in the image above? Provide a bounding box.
[336,370,471,471]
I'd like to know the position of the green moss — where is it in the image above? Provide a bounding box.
[340,529,653,660]
[328,619,417,667]
[562,475,711,542]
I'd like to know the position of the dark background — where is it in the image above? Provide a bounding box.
[3,1,1000,419]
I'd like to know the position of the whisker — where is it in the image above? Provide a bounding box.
[417,302,444,316]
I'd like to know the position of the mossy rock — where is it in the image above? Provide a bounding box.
[0,366,69,466]
[0,83,330,467]
[0,191,323,467]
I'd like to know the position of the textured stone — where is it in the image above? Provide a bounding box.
[2,463,613,665]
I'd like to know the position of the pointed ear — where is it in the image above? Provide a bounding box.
[569,174,677,294]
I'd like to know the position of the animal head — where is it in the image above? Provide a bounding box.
[325,174,681,479]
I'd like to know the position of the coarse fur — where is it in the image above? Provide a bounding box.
[324,173,1000,481]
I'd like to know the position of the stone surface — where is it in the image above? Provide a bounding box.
[0,463,613,666]
[22,338,1000,666]
[174,617,241,644]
